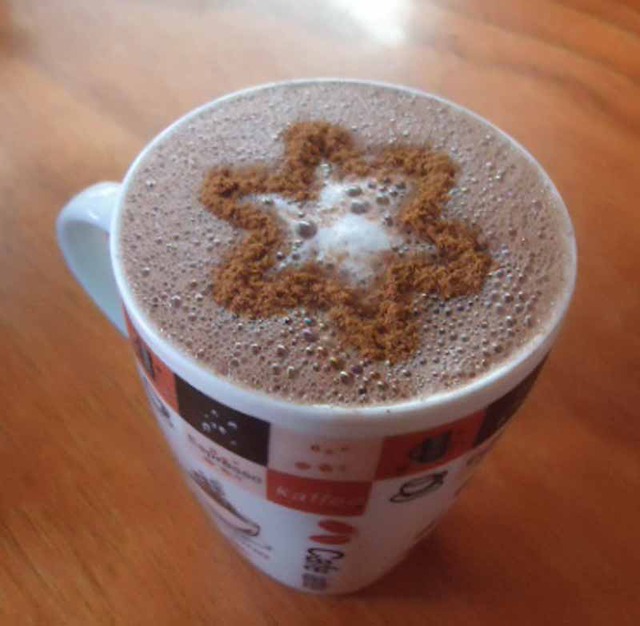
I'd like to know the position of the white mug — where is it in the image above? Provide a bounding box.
[57,80,577,594]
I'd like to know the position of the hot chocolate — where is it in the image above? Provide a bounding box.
[118,81,574,406]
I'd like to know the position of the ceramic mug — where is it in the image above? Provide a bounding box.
[57,80,577,594]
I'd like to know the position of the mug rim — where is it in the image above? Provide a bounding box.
[110,78,577,432]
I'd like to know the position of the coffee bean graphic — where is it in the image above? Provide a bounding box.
[317,520,356,534]
[310,519,358,546]
[309,534,352,545]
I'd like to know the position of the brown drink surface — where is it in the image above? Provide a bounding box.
[118,81,574,406]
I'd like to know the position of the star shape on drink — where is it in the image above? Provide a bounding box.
[199,122,491,362]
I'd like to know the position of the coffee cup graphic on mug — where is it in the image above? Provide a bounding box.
[57,80,576,593]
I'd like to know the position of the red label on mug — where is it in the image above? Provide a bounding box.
[266,470,371,516]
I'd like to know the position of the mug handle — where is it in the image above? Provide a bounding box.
[57,182,126,335]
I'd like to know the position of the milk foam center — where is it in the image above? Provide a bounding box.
[255,171,407,285]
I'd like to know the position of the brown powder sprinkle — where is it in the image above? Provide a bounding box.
[199,122,492,362]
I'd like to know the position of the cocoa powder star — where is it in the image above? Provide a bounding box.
[199,122,491,362]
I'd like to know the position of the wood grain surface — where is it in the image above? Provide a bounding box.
[1,1,639,624]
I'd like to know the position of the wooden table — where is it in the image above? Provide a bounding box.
[1,1,639,623]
